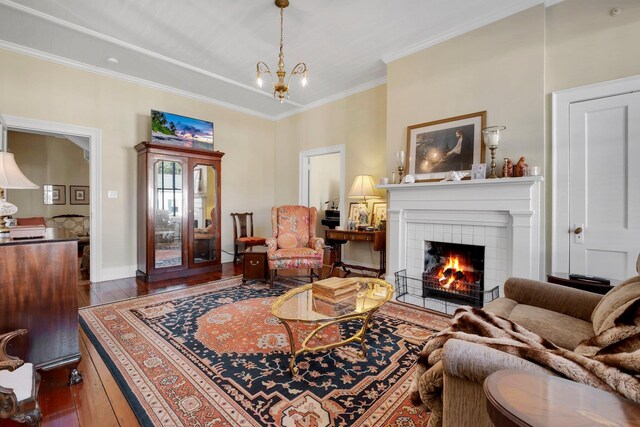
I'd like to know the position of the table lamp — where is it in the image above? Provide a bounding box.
[482,126,506,179]
[348,175,380,227]
[0,152,39,232]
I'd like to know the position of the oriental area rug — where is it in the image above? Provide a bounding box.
[79,277,450,427]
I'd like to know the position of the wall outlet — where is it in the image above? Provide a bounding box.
[107,190,118,199]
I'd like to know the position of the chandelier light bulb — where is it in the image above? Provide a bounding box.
[301,72,308,87]
[257,75,263,88]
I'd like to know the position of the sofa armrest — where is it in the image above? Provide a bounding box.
[442,339,555,384]
[265,237,277,254]
[504,278,603,322]
[309,237,324,254]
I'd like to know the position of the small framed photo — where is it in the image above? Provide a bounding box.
[371,202,387,228]
[43,184,66,205]
[349,202,371,226]
[70,185,90,205]
[471,163,487,180]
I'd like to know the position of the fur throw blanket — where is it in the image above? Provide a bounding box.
[411,301,640,427]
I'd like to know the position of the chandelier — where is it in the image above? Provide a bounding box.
[256,0,308,103]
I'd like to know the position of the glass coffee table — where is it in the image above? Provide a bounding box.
[271,277,394,375]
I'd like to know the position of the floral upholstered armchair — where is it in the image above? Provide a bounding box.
[266,205,324,286]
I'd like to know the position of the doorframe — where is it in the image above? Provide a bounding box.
[551,74,640,273]
[0,114,103,282]
[299,145,346,228]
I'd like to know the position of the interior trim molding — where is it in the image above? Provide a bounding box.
[551,74,640,273]
[381,0,542,64]
[0,114,104,283]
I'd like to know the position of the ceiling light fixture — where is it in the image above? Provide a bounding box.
[255,0,307,103]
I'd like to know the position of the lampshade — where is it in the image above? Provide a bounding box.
[348,175,380,200]
[0,153,39,189]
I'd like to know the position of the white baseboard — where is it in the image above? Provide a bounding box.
[97,264,137,282]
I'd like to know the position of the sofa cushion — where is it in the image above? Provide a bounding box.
[483,297,518,318]
[277,233,298,249]
[592,277,640,335]
[507,304,594,350]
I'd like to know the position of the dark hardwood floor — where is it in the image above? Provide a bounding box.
[1,262,244,427]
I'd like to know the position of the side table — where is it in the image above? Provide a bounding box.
[484,369,640,426]
[242,246,268,283]
[547,272,619,295]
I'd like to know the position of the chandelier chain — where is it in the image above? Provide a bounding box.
[280,7,284,55]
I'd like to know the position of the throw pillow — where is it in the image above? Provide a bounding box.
[592,277,640,335]
[277,233,297,249]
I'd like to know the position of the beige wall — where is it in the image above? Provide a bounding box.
[0,48,275,279]
[7,131,90,218]
[387,5,546,179]
[275,86,387,266]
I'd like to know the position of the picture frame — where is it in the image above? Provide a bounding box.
[406,111,486,182]
[70,185,89,205]
[349,202,371,226]
[471,163,487,180]
[43,184,66,205]
[371,202,387,228]
[151,110,214,151]
[193,168,202,193]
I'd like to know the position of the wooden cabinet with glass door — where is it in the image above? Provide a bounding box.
[135,141,224,282]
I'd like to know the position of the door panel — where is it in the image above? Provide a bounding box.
[569,92,640,279]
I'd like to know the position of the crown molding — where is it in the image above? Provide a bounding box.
[273,77,387,121]
[381,0,543,64]
[0,41,277,121]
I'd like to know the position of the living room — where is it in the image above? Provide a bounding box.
[0,0,639,426]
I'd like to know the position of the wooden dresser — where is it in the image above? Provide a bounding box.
[0,229,82,384]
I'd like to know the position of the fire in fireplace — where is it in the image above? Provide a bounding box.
[422,241,485,307]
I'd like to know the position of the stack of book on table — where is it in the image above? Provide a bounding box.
[312,277,360,303]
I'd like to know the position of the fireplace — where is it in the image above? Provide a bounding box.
[422,241,485,307]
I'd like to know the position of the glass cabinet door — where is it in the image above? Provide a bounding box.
[192,164,217,264]
[154,159,183,269]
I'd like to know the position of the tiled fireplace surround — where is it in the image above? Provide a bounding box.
[379,177,544,308]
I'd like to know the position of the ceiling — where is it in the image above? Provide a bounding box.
[0,0,555,120]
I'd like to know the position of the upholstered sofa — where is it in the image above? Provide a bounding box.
[427,258,640,427]
[45,215,90,245]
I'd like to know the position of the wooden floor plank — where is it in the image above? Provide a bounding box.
[78,329,140,427]
[71,331,122,427]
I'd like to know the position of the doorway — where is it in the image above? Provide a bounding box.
[299,145,346,236]
[552,76,640,279]
[0,114,103,282]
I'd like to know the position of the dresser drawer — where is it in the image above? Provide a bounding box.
[243,251,268,282]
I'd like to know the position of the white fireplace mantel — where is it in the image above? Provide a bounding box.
[379,176,544,296]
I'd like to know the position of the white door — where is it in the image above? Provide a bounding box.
[569,92,640,279]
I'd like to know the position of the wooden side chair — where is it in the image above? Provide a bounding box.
[0,329,42,426]
[230,212,266,263]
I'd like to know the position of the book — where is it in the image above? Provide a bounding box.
[9,225,46,239]
[312,277,358,295]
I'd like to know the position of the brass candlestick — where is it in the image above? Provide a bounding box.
[488,146,498,179]
[397,165,404,183]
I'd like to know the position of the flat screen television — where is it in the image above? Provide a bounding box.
[151,110,214,151]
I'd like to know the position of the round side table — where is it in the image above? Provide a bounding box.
[484,369,640,426]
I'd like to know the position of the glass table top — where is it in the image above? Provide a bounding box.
[271,277,394,322]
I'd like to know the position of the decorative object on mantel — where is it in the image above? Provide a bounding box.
[481,125,506,179]
[0,152,39,233]
[396,150,405,183]
[406,111,486,182]
[255,0,308,103]
[471,163,487,180]
[402,174,415,184]
[514,156,529,177]
[502,157,513,178]
[441,171,467,182]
